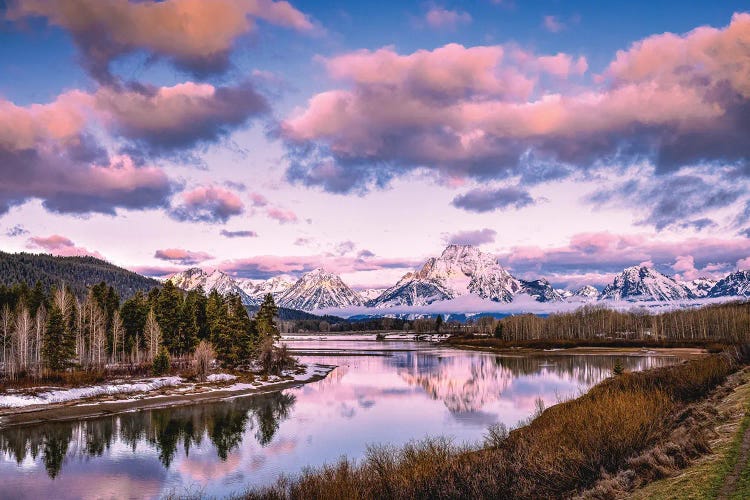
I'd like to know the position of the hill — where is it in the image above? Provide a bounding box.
[0,251,160,300]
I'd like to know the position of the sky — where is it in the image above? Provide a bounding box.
[1,0,749,291]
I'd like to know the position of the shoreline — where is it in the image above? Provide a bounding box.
[444,343,709,358]
[0,363,336,429]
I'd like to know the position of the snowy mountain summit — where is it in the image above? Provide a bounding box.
[600,266,690,301]
[709,271,750,298]
[278,268,363,311]
[168,268,257,305]
[370,244,522,307]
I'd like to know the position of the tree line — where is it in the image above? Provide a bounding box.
[0,280,280,380]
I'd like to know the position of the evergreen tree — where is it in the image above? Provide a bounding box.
[121,291,148,354]
[494,321,504,340]
[178,290,201,354]
[155,281,181,354]
[256,294,279,340]
[435,315,443,334]
[44,305,74,371]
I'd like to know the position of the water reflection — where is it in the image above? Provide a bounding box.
[0,391,295,478]
[0,340,679,499]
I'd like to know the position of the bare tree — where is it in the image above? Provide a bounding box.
[194,340,215,381]
[13,304,32,374]
[111,310,124,365]
[34,304,46,376]
[1,305,11,376]
[144,309,161,362]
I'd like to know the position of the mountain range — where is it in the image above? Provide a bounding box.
[167,244,750,312]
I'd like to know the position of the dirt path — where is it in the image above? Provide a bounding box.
[718,410,750,499]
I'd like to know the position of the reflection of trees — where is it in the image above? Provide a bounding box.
[394,351,675,413]
[0,390,297,477]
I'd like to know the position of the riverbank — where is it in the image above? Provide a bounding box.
[443,336,724,360]
[628,366,750,499]
[241,347,749,499]
[0,363,336,429]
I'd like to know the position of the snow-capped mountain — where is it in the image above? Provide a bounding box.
[573,285,600,299]
[369,245,522,308]
[708,271,750,298]
[248,275,296,300]
[519,279,564,302]
[682,278,718,298]
[168,268,258,305]
[278,268,364,311]
[601,266,691,301]
[358,288,386,302]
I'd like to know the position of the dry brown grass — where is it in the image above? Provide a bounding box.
[241,349,747,500]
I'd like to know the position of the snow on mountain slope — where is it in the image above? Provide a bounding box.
[573,285,600,299]
[682,278,718,298]
[278,268,363,311]
[601,266,691,301]
[370,245,522,308]
[708,271,750,298]
[358,288,386,302]
[168,268,258,305]
[519,279,564,302]
[249,275,296,300]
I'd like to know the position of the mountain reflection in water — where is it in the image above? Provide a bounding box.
[0,340,679,499]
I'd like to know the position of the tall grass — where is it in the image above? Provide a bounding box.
[243,349,746,500]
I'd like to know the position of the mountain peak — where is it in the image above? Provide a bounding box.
[602,266,690,301]
[278,269,362,311]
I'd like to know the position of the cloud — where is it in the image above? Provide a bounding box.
[6,0,314,82]
[452,186,535,212]
[154,248,213,265]
[169,186,244,223]
[738,257,750,270]
[5,225,29,237]
[590,171,744,230]
[130,264,183,278]
[424,7,472,30]
[94,80,269,158]
[335,240,356,255]
[543,15,565,33]
[27,234,104,259]
[266,207,298,224]
[496,231,750,287]
[249,192,269,207]
[445,228,497,246]
[280,13,750,225]
[220,229,258,238]
[221,254,423,279]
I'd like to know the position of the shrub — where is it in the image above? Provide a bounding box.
[258,336,297,375]
[194,340,215,381]
[152,347,171,376]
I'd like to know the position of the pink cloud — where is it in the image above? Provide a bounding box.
[170,185,244,223]
[266,207,298,224]
[221,254,423,279]
[424,7,472,30]
[7,0,313,80]
[738,257,750,270]
[543,15,565,33]
[27,235,105,259]
[499,232,748,286]
[249,192,269,207]
[154,248,213,265]
[281,14,749,198]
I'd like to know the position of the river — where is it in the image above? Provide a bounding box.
[0,337,679,499]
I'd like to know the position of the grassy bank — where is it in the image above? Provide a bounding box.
[629,372,750,500]
[242,347,749,500]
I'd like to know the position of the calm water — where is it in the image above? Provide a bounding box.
[0,338,679,499]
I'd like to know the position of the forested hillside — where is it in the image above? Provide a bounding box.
[0,252,159,300]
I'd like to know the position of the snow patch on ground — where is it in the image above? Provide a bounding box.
[206,373,237,382]
[0,364,336,409]
[0,376,182,408]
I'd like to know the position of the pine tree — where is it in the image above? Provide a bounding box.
[156,281,181,354]
[435,315,443,334]
[44,305,73,371]
[256,293,279,340]
[494,321,504,340]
